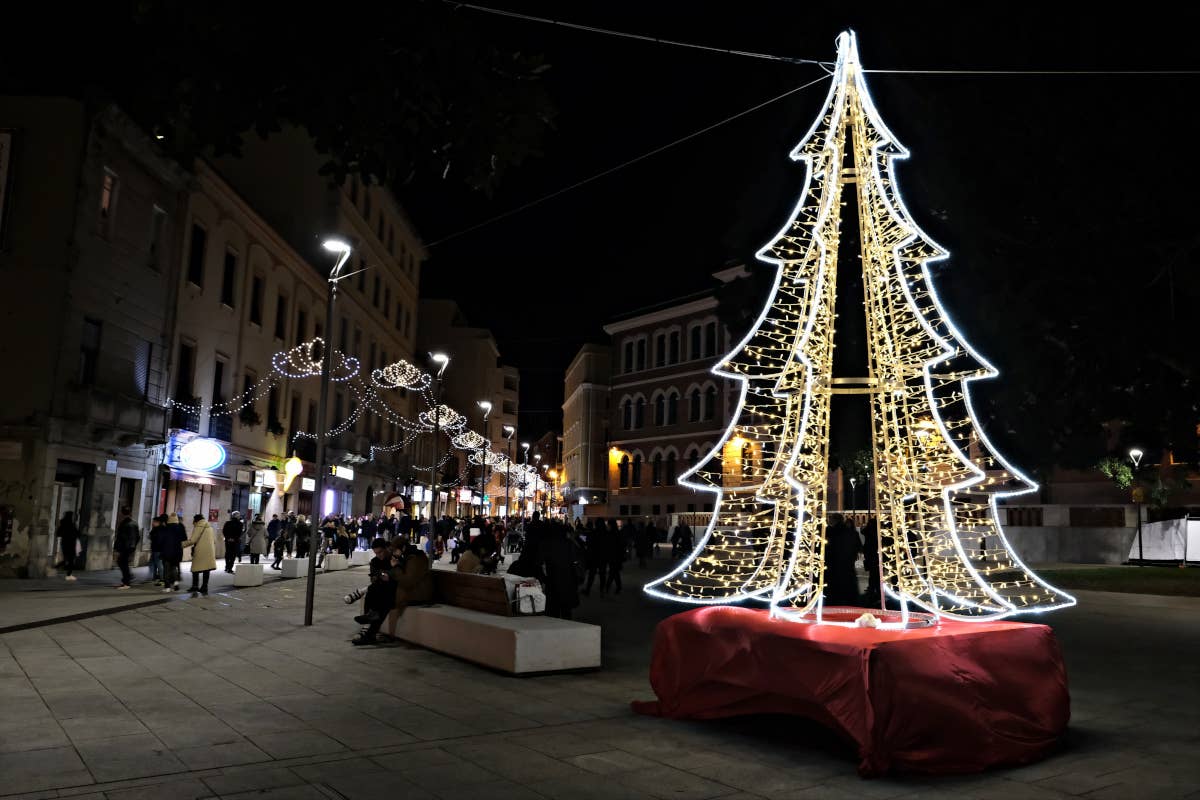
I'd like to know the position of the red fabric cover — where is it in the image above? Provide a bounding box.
[632,606,1069,776]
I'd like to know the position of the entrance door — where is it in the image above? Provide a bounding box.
[48,483,82,559]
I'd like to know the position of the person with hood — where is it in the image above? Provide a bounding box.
[247,514,268,564]
[184,513,216,595]
[148,515,165,585]
[160,513,187,592]
[113,507,139,589]
[222,512,244,573]
[55,511,79,581]
[542,522,583,619]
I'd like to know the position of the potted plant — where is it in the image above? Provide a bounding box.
[238,405,262,428]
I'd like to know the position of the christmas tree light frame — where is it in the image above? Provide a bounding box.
[646,31,1075,626]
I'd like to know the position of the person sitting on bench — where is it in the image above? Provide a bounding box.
[381,540,433,642]
[352,539,397,646]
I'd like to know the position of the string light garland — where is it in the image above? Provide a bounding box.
[418,405,467,431]
[371,358,431,391]
[451,430,488,450]
[271,338,360,382]
[645,31,1075,627]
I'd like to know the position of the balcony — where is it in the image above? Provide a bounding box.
[170,406,201,433]
[209,415,233,442]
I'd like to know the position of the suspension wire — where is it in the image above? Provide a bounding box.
[427,74,830,246]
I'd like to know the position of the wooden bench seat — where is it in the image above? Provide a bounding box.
[431,570,514,616]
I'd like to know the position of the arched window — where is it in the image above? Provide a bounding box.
[689,388,701,422]
[636,339,647,371]
[652,454,663,486]
[704,386,718,421]
[655,334,666,366]
[654,394,666,426]
[666,452,678,484]
[669,330,680,364]
[635,397,646,429]
[632,454,643,487]
[622,398,633,430]
[704,321,718,357]
[623,341,634,373]
[619,455,630,488]
[686,447,700,472]
[689,325,702,360]
[666,391,679,425]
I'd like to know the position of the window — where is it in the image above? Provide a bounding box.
[148,206,167,270]
[705,386,718,421]
[289,394,301,433]
[667,504,676,514]
[368,342,376,372]
[502,399,516,415]
[356,259,366,292]
[137,340,153,398]
[354,328,362,361]
[295,308,307,347]
[687,503,696,513]
[689,325,701,360]
[373,274,380,307]
[652,504,661,516]
[175,341,196,400]
[705,322,717,357]
[666,453,678,484]
[363,187,371,219]
[274,294,287,340]
[268,386,280,425]
[504,375,518,391]
[618,457,630,488]
[622,398,632,430]
[669,330,680,364]
[689,388,701,422]
[79,318,101,385]
[404,310,412,338]
[376,215,384,241]
[652,454,663,486]
[395,301,403,330]
[703,503,714,513]
[623,341,634,373]
[655,334,666,366]
[619,504,629,516]
[384,287,390,319]
[654,394,665,426]
[249,276,264,326]
[636,339,646,371]
[98,168,118,238]
[212,358,226,404]
[632,455,643,487]
[307,401,317,434]
[187,224,206,288]
[687,448,699,472]
[667,391,679,425]
[221,250,237,307]
[634,397,645,429]
[387,226,395,255]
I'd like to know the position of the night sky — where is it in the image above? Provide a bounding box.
[407,4,1200,441]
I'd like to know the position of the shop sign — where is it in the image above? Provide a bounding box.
[301,477,315,492]
[457,487,473,503]
[331,465,355,481]
[235,468,252,485]
[168,437,227,473]
[411,486,425,502]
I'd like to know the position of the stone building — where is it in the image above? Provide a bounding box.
[0,98,188,576]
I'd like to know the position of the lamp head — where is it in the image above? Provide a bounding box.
[1128,448,1144,468]
[478,400,492,418]
[502,425,515,439]
[429,352,450,377]
[521,442,530,451]
[322,238,351,254]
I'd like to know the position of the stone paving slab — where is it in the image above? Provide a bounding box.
[0,571,1197,800]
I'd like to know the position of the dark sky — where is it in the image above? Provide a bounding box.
[407,4,1200,439]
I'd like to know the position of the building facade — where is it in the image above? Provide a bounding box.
[415,299,519,518]
[0,99,189,576]
[560,344,611,516]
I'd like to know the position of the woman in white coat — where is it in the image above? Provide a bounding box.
[247,515,268,564]
[183,514,216,595]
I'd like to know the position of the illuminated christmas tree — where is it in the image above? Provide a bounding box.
[647,31,1075,622]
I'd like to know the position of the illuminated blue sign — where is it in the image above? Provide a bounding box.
[170,438,227,473]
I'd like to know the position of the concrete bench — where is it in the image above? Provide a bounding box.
[350,550,373,566]
[280,558,309,578]
[323,553,348,571]
[233,563,263,586]
[395,604,601,674]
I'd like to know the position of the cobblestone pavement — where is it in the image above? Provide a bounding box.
[0,560,1197,800]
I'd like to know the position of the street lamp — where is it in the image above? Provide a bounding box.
[502,425,515,520]
[477,401,492,516]
[1129,447,1144,566]
[304,237,352,627]
[549,468,558,517]
[521,442,530,516]
[849,476,857,512]
[428,352,450,523]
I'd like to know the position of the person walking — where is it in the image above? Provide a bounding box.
[184,513,216,595]
[284,512,297,557]
[247,514,267,565]
[267,514,282,554]
[542,522,582,620]
[603,519,625,595]
[294,515,312,559]
[270,525,287,570]
[55,511,79,581]
[160,513,187,592]
[113,507,139,589]
[581,519,608,597]
[148,515,165,585]
[222,512,243,573]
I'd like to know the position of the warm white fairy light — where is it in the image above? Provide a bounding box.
[418,405,466,431]
[371,358,431,391]
[645,30,1074,625]
[451,430,487,450]
[271,338,359,382]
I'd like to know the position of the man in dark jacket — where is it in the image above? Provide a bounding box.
[542,523,582,619]
[160,514,187,592]
[113,507,139,588]
[222,513,244,573]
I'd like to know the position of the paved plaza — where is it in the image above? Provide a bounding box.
[0,560,1197,800]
